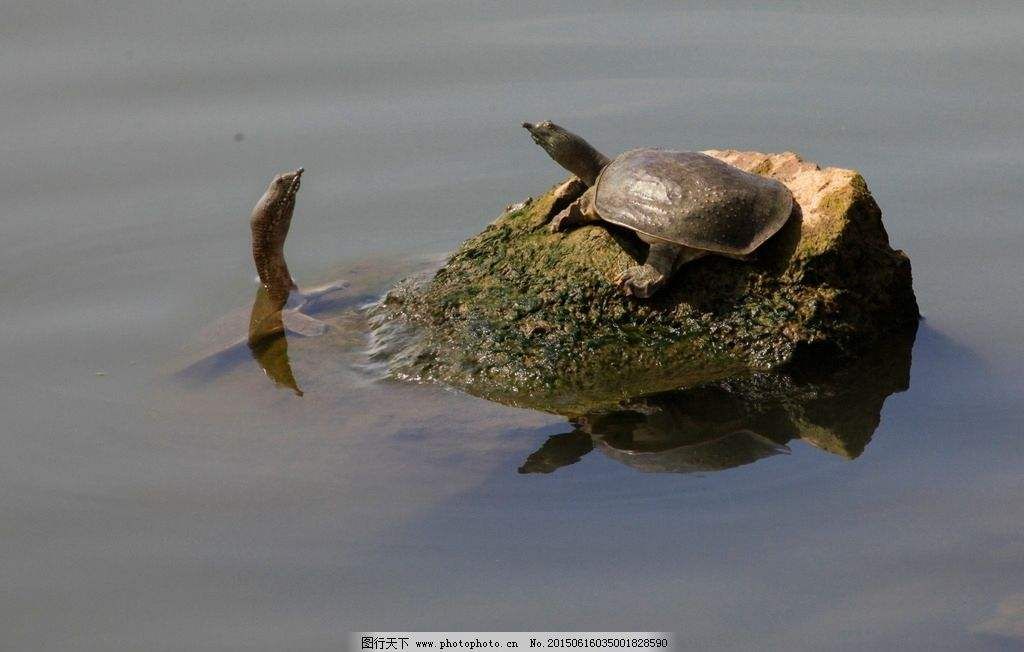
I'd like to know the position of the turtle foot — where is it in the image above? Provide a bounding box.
[550,194,593,233]
[282,311,329,337]
[533,177,586,227]
[614,265,666,299]
[549,205,576,233]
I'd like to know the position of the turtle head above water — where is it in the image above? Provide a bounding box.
[253,166,304,240]
[522,121,610,187]
[251,167,304,301]
[267,167,304,205]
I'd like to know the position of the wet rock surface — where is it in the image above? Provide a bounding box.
[371,151,919,415]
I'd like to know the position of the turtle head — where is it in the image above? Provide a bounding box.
[266,167,304,206]
[253,167,304,233]
[522,121,609,186]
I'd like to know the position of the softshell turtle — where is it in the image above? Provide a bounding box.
[179,167,440,394]
[522,121,794,298]
[177,168,358,393]
[249,167,352,327]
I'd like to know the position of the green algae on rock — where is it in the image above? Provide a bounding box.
[370,151,919,415]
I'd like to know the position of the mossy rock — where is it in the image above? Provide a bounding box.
[371,151,919,415]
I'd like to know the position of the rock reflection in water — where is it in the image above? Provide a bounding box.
[520,326,916,474]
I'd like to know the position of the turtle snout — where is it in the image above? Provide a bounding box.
[284,168,303,196]
[522,122,546,146]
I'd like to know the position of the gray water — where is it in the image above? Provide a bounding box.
[3,2,1024,650]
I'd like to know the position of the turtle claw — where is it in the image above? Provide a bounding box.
[550,194,591,233]
[549,206,574,233]
[614,265,665,299]
[534,177,587,228]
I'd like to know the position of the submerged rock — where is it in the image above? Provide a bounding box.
[372,151,918,415]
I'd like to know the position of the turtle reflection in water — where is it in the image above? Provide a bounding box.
[520,325,917,474]
[519,399,790,475]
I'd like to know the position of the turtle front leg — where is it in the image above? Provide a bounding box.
[550,186,600,233]
[534,177,587,227]
[615,241,707,299]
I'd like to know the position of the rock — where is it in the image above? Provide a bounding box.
[505,197,532,213]
[371,151,919,415]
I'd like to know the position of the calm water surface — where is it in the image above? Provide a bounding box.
[2,3,1023,650]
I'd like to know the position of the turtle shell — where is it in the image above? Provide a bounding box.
[593,148,793,255]
[595,430,790,474]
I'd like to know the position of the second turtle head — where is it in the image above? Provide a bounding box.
[269,167,304,203]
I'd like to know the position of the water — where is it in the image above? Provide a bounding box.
[2,2,1023,649]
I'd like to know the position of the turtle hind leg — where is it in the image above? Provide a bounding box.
[615,241,706,299]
